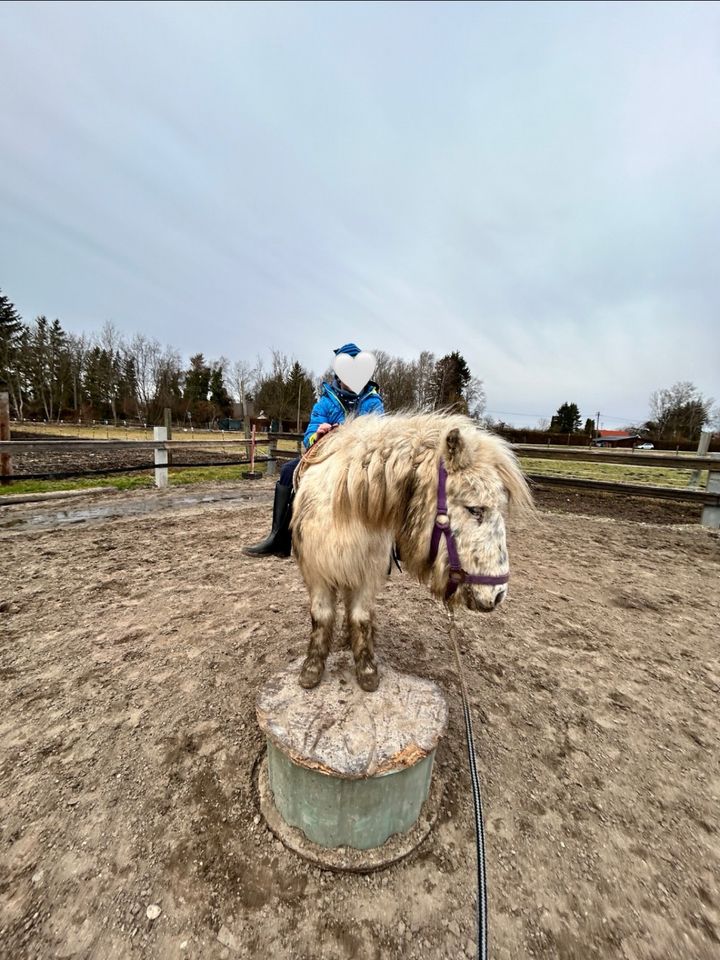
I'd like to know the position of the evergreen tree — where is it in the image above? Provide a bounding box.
[83,345,121,420]
[430,352,472,412]
[27,316,52,419]
[553,402,582,433]
[0,289,23,378]
[255,357,315,423]
[183,353,212,421]
[209,363,233,416]
[286,360,316,428]
[0,290,26,417]
[48,318,70,418]
[153,355,183,422]
[117,355,139,420]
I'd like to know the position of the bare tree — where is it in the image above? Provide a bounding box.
[465,375,487,420]
[228,358,259,407]
[649,381,714,441]
[124,334,181,423]
[371,350,415,411]
[98,320,123,354]
[66,333,88,416]
[270,349,293,382]
[95,321,125,422]
[125,333,158,421]
[228,358,260,435]
[413,351,436,408]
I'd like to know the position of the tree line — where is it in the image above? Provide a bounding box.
[5,288,710,439]
[545,386,716,443]
[0,290,485,426]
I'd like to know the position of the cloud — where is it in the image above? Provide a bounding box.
[1,1,718,426]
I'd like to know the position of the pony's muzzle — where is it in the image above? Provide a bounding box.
[465,584,506,612]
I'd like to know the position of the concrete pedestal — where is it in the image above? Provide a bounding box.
[255,653,448,869]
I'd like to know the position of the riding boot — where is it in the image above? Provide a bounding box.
[243,483,293,557]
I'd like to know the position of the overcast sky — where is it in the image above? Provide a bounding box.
[1,1,719,428]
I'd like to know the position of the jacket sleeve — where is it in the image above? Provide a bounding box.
[303,395,332,448]
[360,392,385,417]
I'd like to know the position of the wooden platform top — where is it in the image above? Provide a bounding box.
[256,653,449,779]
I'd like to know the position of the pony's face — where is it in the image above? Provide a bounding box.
[440,427,528,612]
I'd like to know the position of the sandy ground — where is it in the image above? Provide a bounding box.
[1,479,718,960]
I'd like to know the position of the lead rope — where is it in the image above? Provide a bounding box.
[446,606,489,960]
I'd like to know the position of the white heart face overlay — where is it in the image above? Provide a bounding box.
[332,351,377,395]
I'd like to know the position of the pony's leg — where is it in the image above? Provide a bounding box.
[346,584,379,693]
[299,583,337,689]
[341,587,354,650]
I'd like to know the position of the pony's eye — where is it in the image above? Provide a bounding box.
[466,506,485,522]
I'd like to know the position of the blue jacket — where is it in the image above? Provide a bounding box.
[304,379,384,448]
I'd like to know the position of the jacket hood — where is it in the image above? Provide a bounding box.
[324,378,379,408]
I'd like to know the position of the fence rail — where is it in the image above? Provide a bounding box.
[3,439,717,469]
[0,438,266,452]
[525,473,718,505]
[514,444,719,470]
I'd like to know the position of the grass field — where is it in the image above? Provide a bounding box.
[0,465,269,497]
[520,456,708,490]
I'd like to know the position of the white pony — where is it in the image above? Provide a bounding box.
[291,412,532,691]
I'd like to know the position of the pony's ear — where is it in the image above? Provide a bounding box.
[445,427,471,471]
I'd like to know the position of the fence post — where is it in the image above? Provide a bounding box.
[0,388,11,486]
[164,407,173,468]
[701,463,720,529]
[689,428,712,489]
[266,432,278,477]
[242,424,262,480]
[154,426,169,488]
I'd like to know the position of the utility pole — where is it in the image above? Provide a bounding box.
[596,411,601,438]
[296,380,302,434]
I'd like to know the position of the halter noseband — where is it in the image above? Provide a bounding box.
[429,458,510,602]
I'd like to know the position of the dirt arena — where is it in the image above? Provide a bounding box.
[1,479,718,960]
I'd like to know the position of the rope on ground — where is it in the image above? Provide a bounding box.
[446,606,489,960]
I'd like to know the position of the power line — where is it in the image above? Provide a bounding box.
[484,408,647,424]
[484,409,550,419]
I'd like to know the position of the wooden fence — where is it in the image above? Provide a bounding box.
[1,427,719,527]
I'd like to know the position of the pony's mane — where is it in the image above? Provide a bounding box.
[307,411,532,530]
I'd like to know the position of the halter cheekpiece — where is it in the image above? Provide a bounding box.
[429,458,510,602]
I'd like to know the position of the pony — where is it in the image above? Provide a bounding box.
[291,412,533,692]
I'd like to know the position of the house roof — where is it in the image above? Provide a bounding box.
[592,432,642,444]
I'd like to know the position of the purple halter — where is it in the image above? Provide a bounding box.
[429,458,510,602]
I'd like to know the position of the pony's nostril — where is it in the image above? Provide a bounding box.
[494,591,505,608]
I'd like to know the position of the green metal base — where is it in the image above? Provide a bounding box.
[266,740,436,850]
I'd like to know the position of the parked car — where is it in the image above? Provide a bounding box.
[635,442,654,450]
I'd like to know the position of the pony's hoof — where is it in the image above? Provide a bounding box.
[356,659,379,692]
[299,656,324,689]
